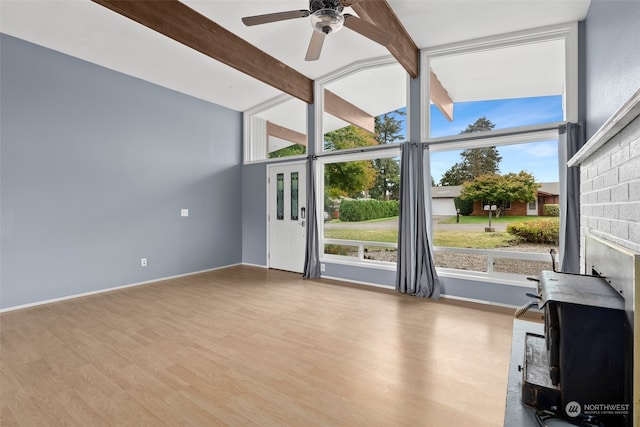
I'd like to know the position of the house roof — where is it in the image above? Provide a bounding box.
[431,186,462,199]
[432,182,559,199]
[0,1,591,112]
[538,182,560,195]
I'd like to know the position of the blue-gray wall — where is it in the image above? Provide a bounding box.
[0,34,243,309]
[584,0,640,139]
[242,162,267,266]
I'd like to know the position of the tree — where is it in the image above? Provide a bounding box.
[323,125,377,198]
[460,116,495,134]
[439,116,502,186]
[268,144,305,158]
[459,171,539,218]
[369,112,403,200]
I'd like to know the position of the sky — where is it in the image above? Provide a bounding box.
[390,95,564,184]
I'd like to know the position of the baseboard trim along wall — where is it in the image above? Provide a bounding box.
[0,264,242,313]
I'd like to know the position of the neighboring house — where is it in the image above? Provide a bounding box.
[469,182,560,216]
[431,186,462,216]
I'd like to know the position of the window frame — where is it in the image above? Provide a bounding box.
[421,22,579,142]
[243,94,308,164]
[314,56,409,270]
[316,146,401,269]
[421,23,578,286]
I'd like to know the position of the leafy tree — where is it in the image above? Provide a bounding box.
[324,125,377,151]
[324,125,377,198]
[459,171,539,218]
[268,144,305,158]
[460,116,495,134]
[439,116,502,186]
[369,112,403,200]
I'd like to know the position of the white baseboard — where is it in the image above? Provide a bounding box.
[241,262,268,269]
[0,263,240,313]
[320,274,395,290]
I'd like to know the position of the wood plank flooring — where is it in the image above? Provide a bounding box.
[1,266,518,426]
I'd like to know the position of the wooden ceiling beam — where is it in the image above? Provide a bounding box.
[324,89,375,133]
[430,70,454,121]
[350,1,419,78]
[266,121,307,146]
[91,0,314,104]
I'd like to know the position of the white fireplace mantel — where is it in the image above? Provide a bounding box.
[569,87,640,166]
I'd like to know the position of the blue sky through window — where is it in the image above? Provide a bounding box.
[383,95,563,184]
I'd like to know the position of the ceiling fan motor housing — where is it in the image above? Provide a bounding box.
[309,0,344,13]
[309,0,345,34]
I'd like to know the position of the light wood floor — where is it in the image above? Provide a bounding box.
[1,266,519,426]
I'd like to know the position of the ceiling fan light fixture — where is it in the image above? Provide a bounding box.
[310,8,344,35]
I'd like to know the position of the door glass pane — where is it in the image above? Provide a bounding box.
[291,172,299,220]
[276,173,284,220]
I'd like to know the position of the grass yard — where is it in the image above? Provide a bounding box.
[324,228,398,243]
[438,215,545,224]
[433,231,516,248]
[324,215,558,248]
[325,227,517,248]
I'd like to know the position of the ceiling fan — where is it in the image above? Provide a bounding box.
[241,0,395,61]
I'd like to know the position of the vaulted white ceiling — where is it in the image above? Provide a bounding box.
[0,0,591,112]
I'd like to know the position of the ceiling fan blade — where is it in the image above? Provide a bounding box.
[339,0,365,6]
[305,31,326,61]
[343,14,395,46]
[242,10,309,26]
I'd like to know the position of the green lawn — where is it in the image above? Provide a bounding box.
[438,215,545,224]
[433,231,517,248]
[325,215,557,248]
[325,228,517,248]
[324,228,398,243]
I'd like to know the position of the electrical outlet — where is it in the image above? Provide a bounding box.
[141,258,147,267]
[320,263,325,272]
[181,209,189,217]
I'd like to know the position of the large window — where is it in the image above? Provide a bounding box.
[423,23,578,141]
[322,62,406,153]
[430,136,560,279]
[315,58,407,267]
[244,95,307,163]
[320,150,401,265]
[422,23,577,284]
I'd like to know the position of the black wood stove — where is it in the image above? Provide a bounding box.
[521,270,630,426]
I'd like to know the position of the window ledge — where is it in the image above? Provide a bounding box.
[320,257,539,288]
[437,268,538,288]
[320,256,397,271]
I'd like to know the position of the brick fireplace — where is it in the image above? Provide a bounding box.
[569,88,640,426]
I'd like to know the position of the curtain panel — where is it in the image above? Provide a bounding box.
[396,143,440,299]
[558,123,583,273]
[303,155,321,279]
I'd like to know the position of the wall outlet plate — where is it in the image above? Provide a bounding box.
[181,209,189,217]
[141,258,147,267]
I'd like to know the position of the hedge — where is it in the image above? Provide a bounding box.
[507,218,559,244]
[339,199,399,222]
[454,197,474,216]
[543,204,560,216]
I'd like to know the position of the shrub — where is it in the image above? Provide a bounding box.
[507,218,559,244]
[454,197,474,216]
[339,199,399,222]
[543,204,560,216]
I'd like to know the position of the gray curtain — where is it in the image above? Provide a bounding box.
[396,143,440,298]
[558,123,583,273]
[303,155,321,279]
